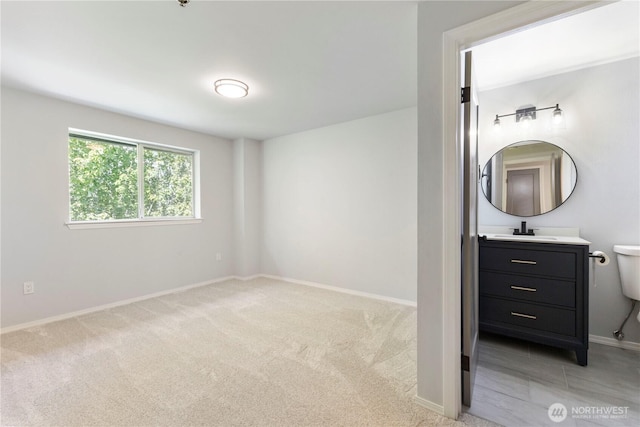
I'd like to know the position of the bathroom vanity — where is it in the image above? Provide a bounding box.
[479,233,590,365]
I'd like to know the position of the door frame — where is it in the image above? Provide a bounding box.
[440,0,604,418]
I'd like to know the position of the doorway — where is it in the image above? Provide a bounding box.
[506,167,541,216]
[441,0,614,419]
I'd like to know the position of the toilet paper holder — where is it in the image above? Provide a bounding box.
[589,252,608,264]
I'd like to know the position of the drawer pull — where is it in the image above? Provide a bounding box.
[511,259,537,265]
[510,285,537,292]
[511,311,537,320]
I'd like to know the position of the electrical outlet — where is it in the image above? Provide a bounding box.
[23,281,35,295]
[216,252,222,261]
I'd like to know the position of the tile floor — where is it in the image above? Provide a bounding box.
[465,332,640,426]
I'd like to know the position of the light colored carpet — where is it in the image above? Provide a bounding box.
[1,277,496,426]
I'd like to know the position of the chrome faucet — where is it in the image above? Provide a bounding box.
[513,221,535,236]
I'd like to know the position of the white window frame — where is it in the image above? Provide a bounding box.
[66,128,202,229]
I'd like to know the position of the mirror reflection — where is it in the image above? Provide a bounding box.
[481,140,577,217]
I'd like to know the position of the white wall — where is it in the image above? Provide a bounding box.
[477,58,640,343]
[2,91,417,329]
[1,87,235,327]
[261,108,417,302]
[233,138,262,277]
[417,0,524,409]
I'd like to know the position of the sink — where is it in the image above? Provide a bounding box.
[479,229,591,245]
[493,234,558,241]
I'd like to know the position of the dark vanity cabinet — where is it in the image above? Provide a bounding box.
[479,238,589,365]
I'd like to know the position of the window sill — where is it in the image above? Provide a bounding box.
[66,218,203,230]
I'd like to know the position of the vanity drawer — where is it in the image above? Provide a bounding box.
[480,271,575,308]
[480,246,576,279]
[480,296,575,337]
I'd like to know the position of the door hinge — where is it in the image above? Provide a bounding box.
[462,354,470,372]
[461,86,470,104]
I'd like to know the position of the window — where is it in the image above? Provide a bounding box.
[68,130,199,226]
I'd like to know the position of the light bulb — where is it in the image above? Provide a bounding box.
[520,114,532,128]
[552,104,563,125]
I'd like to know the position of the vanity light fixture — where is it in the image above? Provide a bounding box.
[493,115,501,130]
[214,79,249,98]
[493,104,563,130]
[552,104,564,125]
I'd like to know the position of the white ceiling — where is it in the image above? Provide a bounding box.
[1,0,417,140]
[473,0,640,92]
[2,1,639,141]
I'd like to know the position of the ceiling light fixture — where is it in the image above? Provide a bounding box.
[177,0,190,7]
[493,104,563,130]
[214,79,249,98]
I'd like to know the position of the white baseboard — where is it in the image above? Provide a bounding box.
[0,275,239,335]
[1,274,415,334]
[259,274,417,307]
[235,274,263,281]
[589,334,640,351]
[6,273,634,357]
[413,395,444,415]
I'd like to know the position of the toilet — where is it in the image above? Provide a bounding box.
[613,245,640,322]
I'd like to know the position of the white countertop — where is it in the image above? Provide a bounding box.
[479,226,591,245]
[480,233,591,245]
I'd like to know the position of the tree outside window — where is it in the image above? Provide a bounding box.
[69,133,196,222]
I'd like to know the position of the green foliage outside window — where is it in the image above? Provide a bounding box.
[69,135,194,222]
[144,148,193,217]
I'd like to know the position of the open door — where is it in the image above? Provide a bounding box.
[461,50,479,408]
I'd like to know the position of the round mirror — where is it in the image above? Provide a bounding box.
[481,140,577,217]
